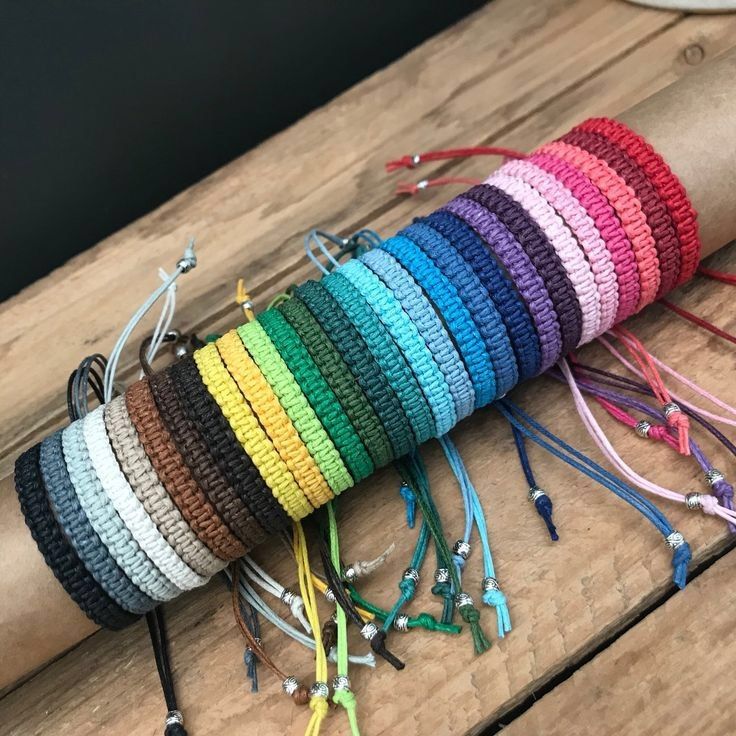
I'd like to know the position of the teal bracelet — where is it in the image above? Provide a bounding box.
[361,247,475,422]
[324,270,435,444]
[337,259,457,436]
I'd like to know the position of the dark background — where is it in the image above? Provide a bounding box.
[0,1,486,301]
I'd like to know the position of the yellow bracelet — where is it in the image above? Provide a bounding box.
[216,330,331,509]
[238,320,352,502]
[193,344,313,520]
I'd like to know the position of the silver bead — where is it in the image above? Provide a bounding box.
[454,592,474,610]
[394,614,410,632]
[343,566,358,583]
[165,711,184,728]
[416,179,429,190]
[332,675,351,692]
[528,485,547,503]
[634,419,652,438]
[434,567,450,583]
[665,531,685,550]
[173,342,190,359]
[360,622,379,640]
[705,468,725,486]
[662,402,682,419]
[309,681,329,699]
[482,576,500,592]
[324,587,336,603]
[453,539,471,560]
[402,567,420,584]
[411,153,422,166]
[280,588,295,606]
[685,492,703,510]
[282,676,299,695]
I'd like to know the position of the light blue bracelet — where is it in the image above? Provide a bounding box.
[337,258,457,436]
[61,419,176,602]
[379,235,495,408]
[360,247,475,422]
[323,270,436,444]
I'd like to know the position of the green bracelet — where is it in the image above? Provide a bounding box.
[278,296,393,469]
[296,280,414,461]
[258,308,374,483]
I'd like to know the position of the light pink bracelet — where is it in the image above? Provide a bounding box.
[486,171,601,345]
[497,158,619,333]
[538,141,661,311]
[528,152,639,322]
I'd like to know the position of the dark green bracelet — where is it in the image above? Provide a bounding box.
[277,295,393,469]
[258,307,374,483]
[295,280,414,461]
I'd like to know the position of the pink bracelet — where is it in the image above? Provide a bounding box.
[528,151,639,322]
[538,141,661,311]
[497,158,619,333]
[486,171,601,344]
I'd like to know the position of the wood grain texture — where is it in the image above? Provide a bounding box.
[1,1,736,735]
[500,546,736,736]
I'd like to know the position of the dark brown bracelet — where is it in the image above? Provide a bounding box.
[169,357,289,540]
[127,376,246,560]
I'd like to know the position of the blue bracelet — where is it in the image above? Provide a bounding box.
[421,210,541,381]
[324,270,436,444]
[361,247,475,422]
[41,430,155,614]
[399,220,518,401]
[337,258,457,436]
[379,235,495,408]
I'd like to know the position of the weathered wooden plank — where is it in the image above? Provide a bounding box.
[2,3,736,736]
[0,0,677,475]
[499,546,736,736]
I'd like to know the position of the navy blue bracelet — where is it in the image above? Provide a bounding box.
[399,220,518,401]
[420,210,541,381]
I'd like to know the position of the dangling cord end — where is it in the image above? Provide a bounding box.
[666,531,692,590]
[395,176,481,196]
[529,486,559,541]
[244,647,259,693]
[481,579,512,639]
[399,481,417,528]
[368,628,405,670]
[235,278,255,322]
[455,594,491,654]
[706,469,736,534]
[332,686,361,736]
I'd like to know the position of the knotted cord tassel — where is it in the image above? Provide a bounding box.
[605,328,691,455]
[343,542,395,584]
[399,481,417,528]
[510,423,559,541]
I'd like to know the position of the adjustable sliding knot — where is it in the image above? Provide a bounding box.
[528,486,558,541]
[662,401,690,456]
[665,531,691,590]
[412,612,462,635]
[705,470,735,528]
[280,588,310,632]
[399,482,417,528]
[385,153,422,172]
[164,710,187,736]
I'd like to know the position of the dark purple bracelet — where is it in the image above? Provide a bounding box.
[444,195,561,372]
[462,183,583,358]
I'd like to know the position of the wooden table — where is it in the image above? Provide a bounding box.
[2,1,735,734]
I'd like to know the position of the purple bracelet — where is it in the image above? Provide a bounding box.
[463,184,583,358]
[444,196,562,372]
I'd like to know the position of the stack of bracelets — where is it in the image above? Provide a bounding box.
[14,117,711,729]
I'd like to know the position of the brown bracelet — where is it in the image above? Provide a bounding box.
[125,377,246,561]
[150,368,270,549]
[105,394,225,577]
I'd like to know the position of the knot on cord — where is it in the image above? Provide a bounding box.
[482,589,512,639]
[369,630,405,670]
[663,402,690,456]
